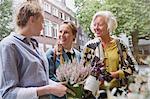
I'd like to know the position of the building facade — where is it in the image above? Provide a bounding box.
[12,0,89,52]
[77,26,90,51]
[35,0,77,51]
[0,0,4,3]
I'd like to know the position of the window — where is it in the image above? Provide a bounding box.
[58,11,64,19]
[79,35,82,40]
[82,36,85,41]
[0,0,4,4]
[51,23,58,38]
[44,20,52,37]
[52,6,58,17]
[64,15,67,20]
[66,16,70,21]
[64,14,70,20]
[44,2,51,13]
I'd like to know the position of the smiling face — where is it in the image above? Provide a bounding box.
[58,24,75,50]
[93,16,109,38]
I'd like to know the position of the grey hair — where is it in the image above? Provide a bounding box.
[90,11,117,34]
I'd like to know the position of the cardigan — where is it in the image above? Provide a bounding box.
[82,37,136,88]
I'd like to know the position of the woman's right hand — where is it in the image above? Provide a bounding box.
[37,84,67,97]
[49,84,67,97]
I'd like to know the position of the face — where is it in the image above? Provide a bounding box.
[93,16,109,37]
[58,24,75,49]
[31,14,44,36]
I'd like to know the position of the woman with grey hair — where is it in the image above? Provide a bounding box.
[90,11,117,36]
[82,11,136,93]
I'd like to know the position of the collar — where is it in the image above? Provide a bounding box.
[11,32,38,47]
[64,48,74,54]
[11,32,26,41]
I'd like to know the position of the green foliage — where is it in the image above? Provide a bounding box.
[0,0,13,40]
[75,0,101,38]
[102,0,150,37]
[75,0,150,38]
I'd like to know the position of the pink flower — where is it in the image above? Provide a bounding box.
[56,59,91,85]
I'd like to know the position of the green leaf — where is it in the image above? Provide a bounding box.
[0,0,13,40]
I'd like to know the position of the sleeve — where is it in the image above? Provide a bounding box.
[16,87,38,99]
[0,43,38,99]
[81,38,100,67]
[46,49,59,82]
[81,45,94,66]
[118,41,136,78]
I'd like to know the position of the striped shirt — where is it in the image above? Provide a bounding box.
[0,32,55,99]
